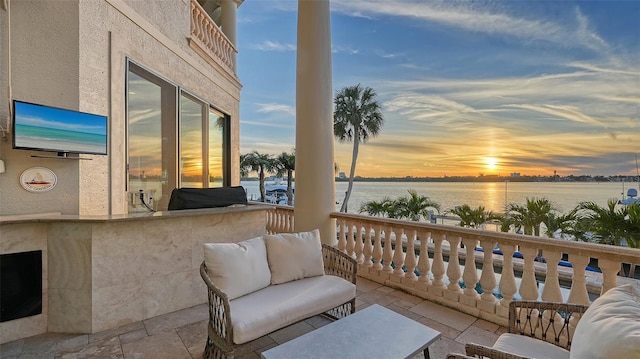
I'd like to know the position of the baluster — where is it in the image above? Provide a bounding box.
[538,250,564,344]
[338,219,346,252]
[346,222,355,257]
[372,225,383,270]
[287,211,293,232]
[273,208,282,233]
[567,254,591,305]
[382,226,394,274]
[519,246,539,301]
[541,250,563,302]
[445,236,462,301]
[280,210,287,232]
[478,239,498,312]
[274,211,279,233]
[461,237,479,306]
[363,223,374,268]
[497,244,517,317]
[404,229,418,282]
[265,211,271,233]
[417,230,432,286]
[270,211,276,233]
[355,222,365,264]
[392,228,406,278]
[429,234,446,296]
[598,258,620,295]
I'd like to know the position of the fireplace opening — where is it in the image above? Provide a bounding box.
[0,250,43,322]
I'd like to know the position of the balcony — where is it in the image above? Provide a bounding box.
[2,207,638,358]
[188,0,237,77]
[0,277,507,358]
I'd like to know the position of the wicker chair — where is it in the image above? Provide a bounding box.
[200,243,357,359]
[465,300,590,359]
[447,354,474,359]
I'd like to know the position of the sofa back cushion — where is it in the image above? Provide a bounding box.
[203,237,271,300]
[569,284,640,359]
[264,229,325,284]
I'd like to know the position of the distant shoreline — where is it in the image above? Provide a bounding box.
[240,174,639,183]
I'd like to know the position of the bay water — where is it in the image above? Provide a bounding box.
[242,180,636,215]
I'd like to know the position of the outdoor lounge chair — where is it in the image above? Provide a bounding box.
[465,300,589,359]
[464,284,640,359]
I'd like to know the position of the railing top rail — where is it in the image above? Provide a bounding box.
[330,211,640,262]
[249,202,288,209]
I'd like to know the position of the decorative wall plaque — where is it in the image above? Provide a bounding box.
[20,167,58,193]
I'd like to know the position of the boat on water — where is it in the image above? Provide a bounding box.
[618,155,640,206]
[619,188,640,205]
[264,183,294,205]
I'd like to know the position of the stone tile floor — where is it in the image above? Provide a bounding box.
[1,278,506,359]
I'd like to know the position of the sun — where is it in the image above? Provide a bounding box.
[486,157,498,170]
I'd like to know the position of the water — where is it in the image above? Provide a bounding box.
[14,124,107,154]
[242,180,634,214]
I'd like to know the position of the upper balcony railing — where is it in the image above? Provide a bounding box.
[189,0,237,75]
[265,205,640,327]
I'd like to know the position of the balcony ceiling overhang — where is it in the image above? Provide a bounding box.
[198,0,244,24]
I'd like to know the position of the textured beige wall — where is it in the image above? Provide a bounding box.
[0,0,81,216]
[0,0,241,216]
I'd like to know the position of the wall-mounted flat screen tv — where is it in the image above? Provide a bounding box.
[12,100,108,155]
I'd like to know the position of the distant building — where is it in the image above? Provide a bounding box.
[510,172,521,177]
[339,172,347,179]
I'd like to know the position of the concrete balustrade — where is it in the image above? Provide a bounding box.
[189,0,236,75]
[265,206,640,326]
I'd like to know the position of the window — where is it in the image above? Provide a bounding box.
[179,91,229,188]
[126,61,230,212]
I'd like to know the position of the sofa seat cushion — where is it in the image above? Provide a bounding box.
[229,275,356,344]
[493,333,570,359]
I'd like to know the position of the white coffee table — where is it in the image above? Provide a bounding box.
[261,304,441,359]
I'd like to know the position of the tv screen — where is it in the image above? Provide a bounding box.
[12,100,108,155]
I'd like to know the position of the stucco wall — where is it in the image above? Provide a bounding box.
[0,0,241,216]
[0,0,81,216]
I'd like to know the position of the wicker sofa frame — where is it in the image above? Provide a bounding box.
[200,243,357,359]
[465,300,590,359]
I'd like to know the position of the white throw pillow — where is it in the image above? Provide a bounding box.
[264,229,325,284]
[569,284,640,359]
[203,237,271,300]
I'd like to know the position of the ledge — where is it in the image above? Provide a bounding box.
[0,204,274,225]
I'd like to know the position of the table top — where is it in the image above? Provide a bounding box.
[261,304,441,359]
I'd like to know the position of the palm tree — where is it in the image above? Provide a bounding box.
[334,84,384,212]
[576,200,640,248]
[503,197,555,236]
[275,150,295,205]
[359,191,439,221]
[395,190,441,221]
[449,204,499,229]
[240,150,276,202]
[543,208,578,240]
[359,197,394,217]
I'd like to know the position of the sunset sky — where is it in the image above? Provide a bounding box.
[237,0,640,178]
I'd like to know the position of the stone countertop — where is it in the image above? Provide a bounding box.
[0,204,274,225]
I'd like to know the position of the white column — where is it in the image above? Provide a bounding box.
[294,0,336,245]
[220,0,237,72]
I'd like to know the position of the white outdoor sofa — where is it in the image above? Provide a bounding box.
[200,230,357,359]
